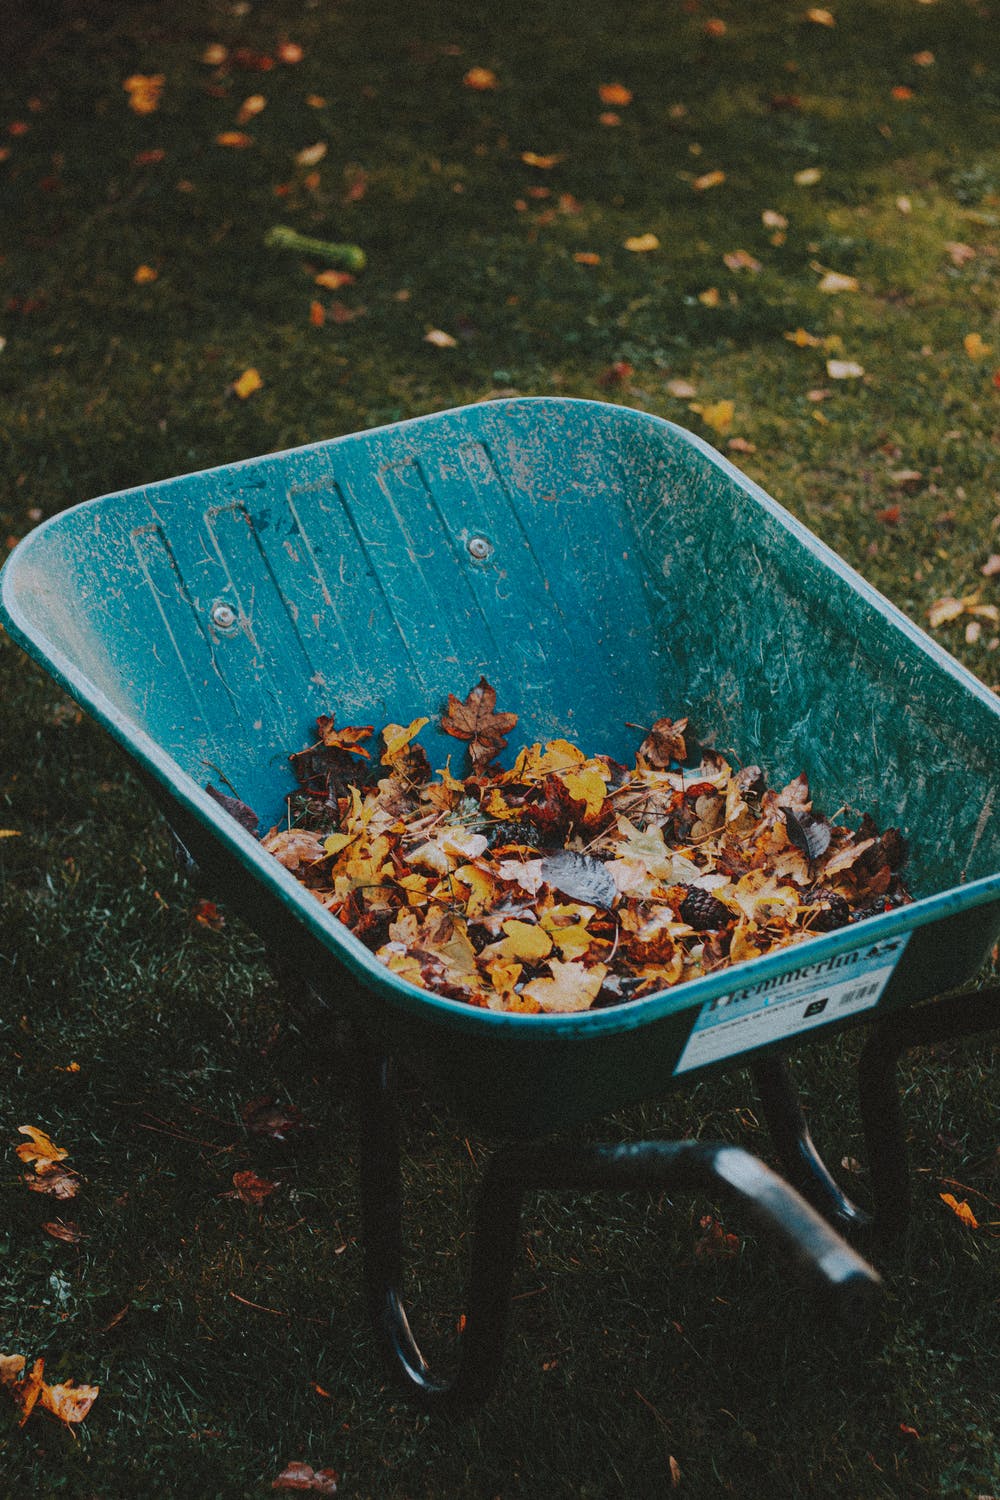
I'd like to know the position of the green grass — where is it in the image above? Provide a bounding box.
[1,0,999,1495]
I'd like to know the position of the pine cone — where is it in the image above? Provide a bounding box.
[679,886,731,931]
[807,888,851,931]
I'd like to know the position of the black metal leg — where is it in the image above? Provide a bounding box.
[752,1053,872,1235]
[357,1047,881,1415]
[858,986,1000,1238]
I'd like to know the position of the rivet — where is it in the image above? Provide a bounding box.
[467,535,492,560]
[211,601,237,629]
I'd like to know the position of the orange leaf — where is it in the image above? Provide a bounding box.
[573,251,601,265]
[39,1379,99,1426]
[939,1192,978,1228]
[277,41,304,64]
[309,300,325,328]
[236,94,267,124]
[133,264,158,284]
[16,1126,68,1167]
[463,67,498,91]
[314,269,355,290]
[624,233,659,253]
[296,142,327,167]
[692,169,726,191]
[521,151,563,169]
[232,1169,279,1204]
[598,82,633,106]
[216,131,254,148]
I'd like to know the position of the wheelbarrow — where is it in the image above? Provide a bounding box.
[2,397,998,1411]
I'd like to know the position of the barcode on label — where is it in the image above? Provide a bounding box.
[838,981,881,1007]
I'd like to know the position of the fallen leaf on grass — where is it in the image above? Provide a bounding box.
[817,270,859,294]
[521,151,563,169]
[277,42,304,65]
[16,1126,67,1168]
[0,828,22,838]
[202,43,228,65]
[232,367,263,399]
[964,332,992,359]
[698,286,721,307]
[599,82,633,106]
[295,142,327,167]
[314,269,355,290]
[463,67,498,91]
[785,327,823,347]
[192,897,225,929]
[945,241,976,267]
[237,94,267,124]
[230,1169,279,1204]
[805,7,836,24]
[41,1219,83,1244]
[928,593,1000,629]
[794,167,822,186]
[940,1191,979,1227]
[624,233,660,252]
[0,1354,98,1428]
[273,1462,339,1493]
[216,131,254,148]
[574,251,601,265]
[826,358,865,379]
[723,249,761,273]
[666,378,697,398]
[981,555,1000,578]
[424,328,457,347]
[689,398,735,433]
[133,264,158,284]
[123,74,164,115]
[694,1214,740,1258]
[693,169,726,191]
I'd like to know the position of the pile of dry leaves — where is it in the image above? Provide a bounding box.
[253,681,908,1014]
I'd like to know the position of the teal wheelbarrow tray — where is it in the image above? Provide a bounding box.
[3,397,998,1410]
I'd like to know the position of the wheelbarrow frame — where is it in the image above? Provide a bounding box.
[2,396,998,1406]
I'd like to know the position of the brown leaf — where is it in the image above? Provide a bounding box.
[637,716,688,768]
[440,677,518,769]
[231,1169,279,1204]
[272,1461,339,1493]
[242,1097,307,1139]
[41,1219,83,1244]
[316,715,374,758]
[24,1163,80,1199]
[694,1213,740,1258]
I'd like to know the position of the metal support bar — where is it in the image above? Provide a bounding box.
[857,986,1000,1237]
[752,1053,872,1235]
[357,1048,881,1415]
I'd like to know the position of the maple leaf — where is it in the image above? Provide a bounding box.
[522,959,608,1013]
[637,716,688,768]
[440,678,517,769]
[272,1462,339,1494]
[16,1125,68,1167]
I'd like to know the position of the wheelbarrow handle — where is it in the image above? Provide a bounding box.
[358,1051,880,1415]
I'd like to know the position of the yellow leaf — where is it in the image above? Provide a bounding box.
[314,269,355,289]
[0,829,21,838]
[215,131,254,148]
[236,94,267,124]
[690,398,735,433]
[482,957,522,998]
[453,863,496,918]
[805,7,836,25]
[784,327,822,347]
[794,167,822,186]
[464,67,499,91]
[295,142,327,167]
[122,74,164,115]
[40,1380,100,1427]
[201,44,228,65]
[598,82,633,106]
[501,920,553,962]
[522,959,608,1013]
[698,286,721,307]
[232,368,263,399]
[323,832,356,856]
[558,766,609,818]
[521,151,563,169]
[964,332,992,359]
[692,169,726,191]
[624,233,660,252]
[939,1192,978,1228]
[15,1127,68,1167]
[381,716,430,763]
[547,921,595,961]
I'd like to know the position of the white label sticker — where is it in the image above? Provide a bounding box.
[673,933,911,1075]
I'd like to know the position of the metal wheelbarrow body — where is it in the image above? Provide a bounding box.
[3,397,998,1408]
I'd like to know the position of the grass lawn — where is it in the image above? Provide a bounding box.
[1,1,999,1495]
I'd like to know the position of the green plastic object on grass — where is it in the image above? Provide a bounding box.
[1,398,998,1135]
[264,223,366,271]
